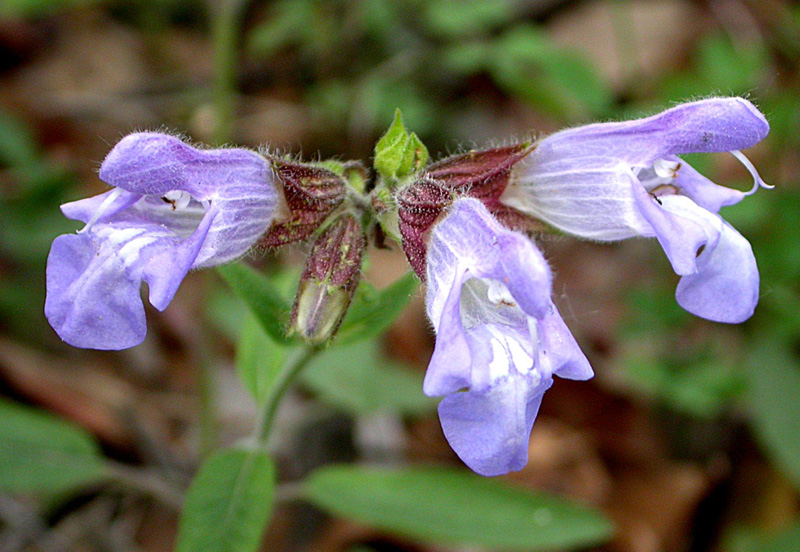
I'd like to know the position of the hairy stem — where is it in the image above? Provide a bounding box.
[256,345,321,446]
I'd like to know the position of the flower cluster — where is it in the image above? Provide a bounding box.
[45,97,770,476]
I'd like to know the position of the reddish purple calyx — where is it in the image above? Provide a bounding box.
[398,143,542,279]
[261,160,346,247]
[397,179,453,279]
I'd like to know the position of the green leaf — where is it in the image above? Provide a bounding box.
[176,448,276,552]
[758,522,800,552]
[246,0,314,57]
[0,0,93,19]
[217,263,293,345]
[0,110,39,167]
[423,0,514,39]
[305,465,614,550]
[336,272,418,345]
[490,25,611,120]
[236,313,294,404]
[301,340,436,416]
[0,399,107,493]
[747,344,800,492]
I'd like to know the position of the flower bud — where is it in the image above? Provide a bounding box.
[290,214,366,343]
[261,159,346,247]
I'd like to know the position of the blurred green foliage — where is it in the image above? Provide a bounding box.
[0,0,799,550]
[0,111,77,341]
[246,0,611,152]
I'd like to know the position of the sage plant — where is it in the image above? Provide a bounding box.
[46,98,770,476]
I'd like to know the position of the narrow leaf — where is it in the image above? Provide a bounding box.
[176,448,276,552]
[0,399,107,493]
[217,263,293,344]
[747,344,800,491]
[335,272,418,345]
[305,465,613,551]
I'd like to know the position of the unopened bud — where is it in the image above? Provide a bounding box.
[290,214,366,343]
[261,159,346,247]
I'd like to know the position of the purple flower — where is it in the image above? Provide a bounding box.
[45,133,279,350]
[425,198,592,476]
[502,97,771,323]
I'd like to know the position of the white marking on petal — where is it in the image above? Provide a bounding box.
[506,335,534,372]
[486,325,535,383]
[94,226,163,268]
[488,336,509,382]
[117,235,160,266]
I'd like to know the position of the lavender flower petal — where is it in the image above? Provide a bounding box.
[46,228,166,349]
[660,196,759,323]
[424,198,592,476]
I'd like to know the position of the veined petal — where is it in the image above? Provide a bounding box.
[143,206,220,310]
[423,198,592,476]
[633,186,711,276]
[506,98,768,242]
[671,158,745,213]
[505,163,650,240]
[531,97,768,169]
[45,227,169,350]
[424,264,473,397]
[538,303,594,381]
[99,133,279,268]
[438,374,550,477]
[47,133,281,351]
[99,133,272,199]
[659,200,759,323]
[427,198,552,316]
[61,189,143,225]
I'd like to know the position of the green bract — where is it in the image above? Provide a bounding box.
[373,109,429,184]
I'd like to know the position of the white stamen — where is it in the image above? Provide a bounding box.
[79,188,123,234]
[487,280,516,307]
[162,190,192,209]
[653,158,681,179]
[731,150,774,195]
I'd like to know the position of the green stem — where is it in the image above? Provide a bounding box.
[196,272,221,458]
[256,345,321,446]
[209,0,246,144]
